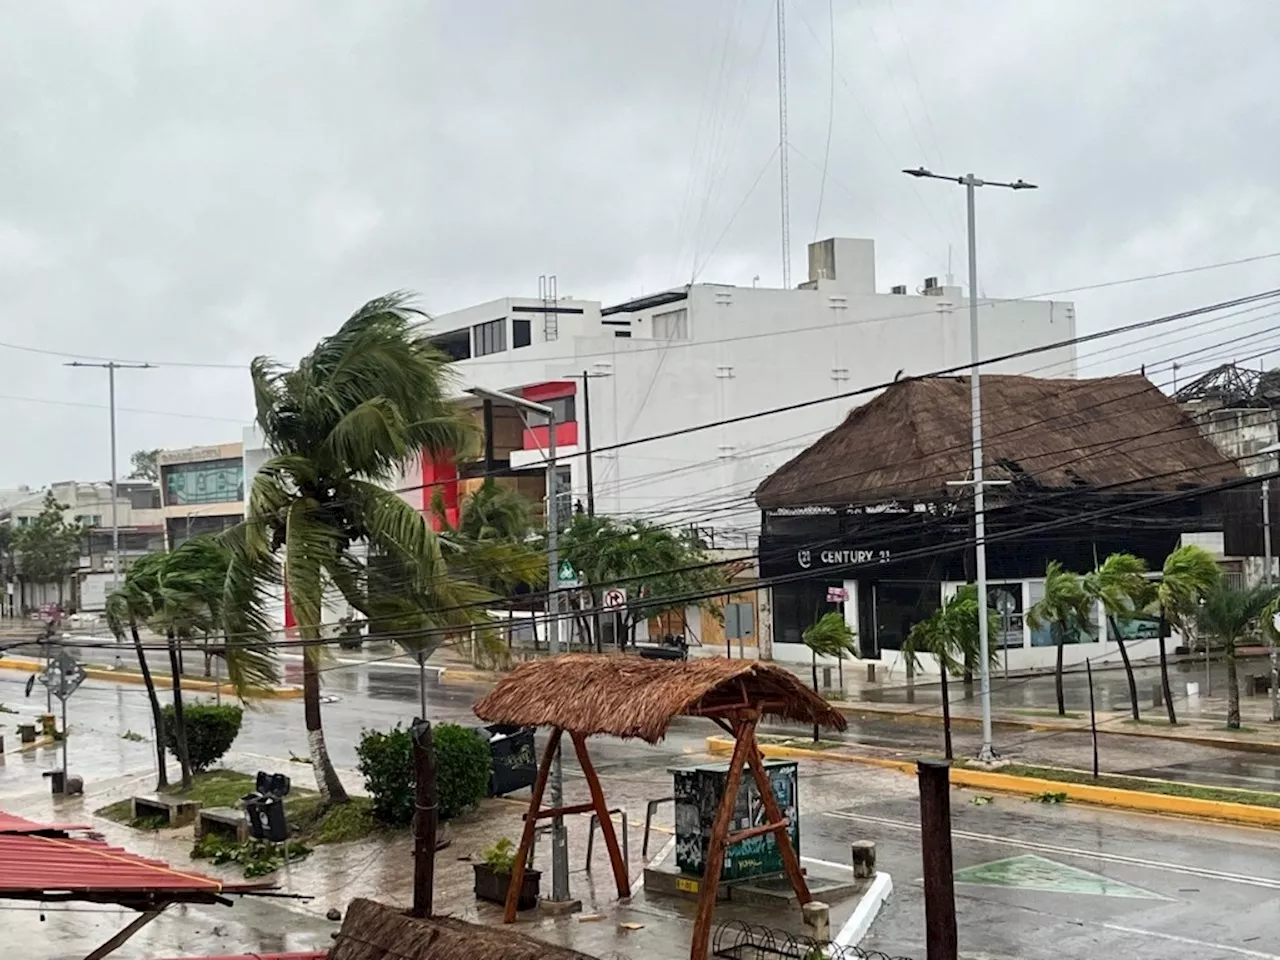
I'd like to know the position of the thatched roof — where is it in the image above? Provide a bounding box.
[473,654,847,742]
[755,374,1242,509]
[330,898,601,960]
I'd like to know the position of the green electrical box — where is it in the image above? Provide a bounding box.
[671,759,799,882]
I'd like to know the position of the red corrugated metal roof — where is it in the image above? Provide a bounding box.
[0,812,88,834]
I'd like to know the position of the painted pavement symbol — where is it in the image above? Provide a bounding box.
[953,854,1168,900]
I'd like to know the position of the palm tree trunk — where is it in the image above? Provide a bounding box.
[1226,638,1241,730]
[1158,608,1177,725]
[166,632,193,791]
[1055,625,1066,716]
[417,650,428,719]
[940,667,953,761]
[131,621,168,789]
[303,652,349,804]
[1109,617,1140,722]
[811,650,820,743]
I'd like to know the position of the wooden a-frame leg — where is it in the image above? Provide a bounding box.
[571,731,631,900]
[744,726,811,904]
[504,727,562,923]
[690,718,753,960]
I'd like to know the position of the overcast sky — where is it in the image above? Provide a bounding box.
[3,0,1279,487]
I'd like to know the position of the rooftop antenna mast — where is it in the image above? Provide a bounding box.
[776,0,791,290]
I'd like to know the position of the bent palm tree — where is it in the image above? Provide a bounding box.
[1155,545,1222,724]
[1197,580,1276,729]
[106,554,169,789]
[802,612,857,742]
[231,294,480,804]
[1027,562,1092,716]
[1084,553,1151,722]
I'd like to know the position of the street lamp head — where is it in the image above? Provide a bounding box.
[1008,179,1038,190]
[902,167,933,179]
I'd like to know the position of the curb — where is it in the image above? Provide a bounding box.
[0,657,304,700]
[705,736,1280,829]
[831,701,1280,756]
[439,667,502,685]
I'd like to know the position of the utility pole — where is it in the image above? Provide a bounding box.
[410,718,437,918]
[775,0,791,289]
[1258,443,1280,722]
[65,361,153,665]
[904,167,1037,762]
[466,386,573,906]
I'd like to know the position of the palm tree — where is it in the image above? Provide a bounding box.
[1083,553,1151,722]
[801,612,857,742]
[106,553,169,789]
[229,294,481,805]
[1155,546,1222,725]
[1197,580,1277,729]
[903,585,998,759]
[1026,561,1092,716]
[458,478,534,543]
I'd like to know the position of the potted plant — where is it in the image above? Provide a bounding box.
[473,837,540,910]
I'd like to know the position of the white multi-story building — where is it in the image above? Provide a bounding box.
[407,237,1078,545]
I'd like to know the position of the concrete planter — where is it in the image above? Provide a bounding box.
[473,863,540,911]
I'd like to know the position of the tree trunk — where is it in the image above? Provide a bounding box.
[1054,625,1066,716]
[417,650,428,719]
[940,667,953,761]
[1158,609,1177,725]
[811,650,820,743]
[1226,638,1241,730]
[131,621,168,789]
[962,668,974,700]
[166,633,193,791]
[304,652,349,804]
[1110,617,1140,722]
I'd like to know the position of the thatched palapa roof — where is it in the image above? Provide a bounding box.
[473,654,847,742]
[330,898,601,960]
[755,374,1242,509]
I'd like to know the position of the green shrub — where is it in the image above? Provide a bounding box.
[435,723,492,820]
[161,704,243,772]
[482,837,516,874]
[356,723,492,826]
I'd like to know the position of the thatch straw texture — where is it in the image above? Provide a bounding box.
[755,374,1241,508]
[330,898,601,960]
[473,654,847,742]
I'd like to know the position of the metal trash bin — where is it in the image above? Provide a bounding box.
[474,724,537,797]
[241,793,288,842]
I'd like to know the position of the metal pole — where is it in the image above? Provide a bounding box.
[1265,479,1279,722]
[582,371,595,518]
[109,363,120,597]
[61,693,69,784]
[411,718,438,918]
[1086,659,1099,778]
[543,411,570,902]
[917,760,958,960]
[965,176,996,762]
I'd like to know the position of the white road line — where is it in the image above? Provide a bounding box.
[825,810,1280,890]
[277,652,443,674]
[1098,922,1280,959]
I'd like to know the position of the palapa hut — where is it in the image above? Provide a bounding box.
[473,654,846,960]
[330,898,600,960]
[755,373,1243,675]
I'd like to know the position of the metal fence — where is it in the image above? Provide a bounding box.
[713,921,914,960]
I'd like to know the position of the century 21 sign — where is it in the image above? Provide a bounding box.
[797,548,891,569]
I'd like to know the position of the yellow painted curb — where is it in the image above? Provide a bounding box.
[705,736,1280,829]
[0,657,303,700]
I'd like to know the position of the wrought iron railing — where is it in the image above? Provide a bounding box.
[713,920,914,960]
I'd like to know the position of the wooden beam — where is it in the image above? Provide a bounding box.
[504,727,561,923]
[690,719,753,960]
[528,802,596,820]
[571,731,631,900]
[85,908,164,960]
[744,729,811,906]
[726,818,790,846]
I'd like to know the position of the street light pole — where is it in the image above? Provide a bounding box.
[903,167,1037,761]
[1257,442,1280,722]
[466,386,572,904]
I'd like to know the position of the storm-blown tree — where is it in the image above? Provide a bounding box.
[226,294,484,805]
[1026,561,1093,716]
[1197,580,1276,729]
[1154,546,1222,725]
[129,449,161,483]
[1083,553,1151,723]
[557,515,728,651]
[801,612,856,742]
[12,492,83,610]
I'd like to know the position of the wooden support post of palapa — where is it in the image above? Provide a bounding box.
[690,714,754,960]
[744,729,811,905]
[504,727,562,923]
[410,718,438,919]
[571,731,631,900]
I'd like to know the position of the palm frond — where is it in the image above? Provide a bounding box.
[802,612,857,659]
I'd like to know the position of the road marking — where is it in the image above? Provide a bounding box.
[953,854,1167,900]
[277,652,442,674]
[1098,922,1280,959]
[825,810,1280,890]
[834,871,893,948]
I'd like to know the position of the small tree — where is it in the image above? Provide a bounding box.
[1083,553,1151,722]
[1027,562,1093,716]
[12,492,83,610]
[801,612,856,742]
[129,449,161,483]
[357,723,492,825]
[161,704,243,772]
[1197,581,1276,729]
[1156,546,1222,724]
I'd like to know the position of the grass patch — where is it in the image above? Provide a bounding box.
[977,762,1280,809]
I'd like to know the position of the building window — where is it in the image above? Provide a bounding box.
[614,330,632,338]
[16,516,29,527]
[1027,579,1100,647]
[652,308,688,341]
[161,458,244,506]
[513,319,532,349]
[474,318,507,357]
[531,395,576,426]
[429,328,471,362]
[75,515,102,528]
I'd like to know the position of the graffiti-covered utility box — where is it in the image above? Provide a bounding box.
[672,759,799,882]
